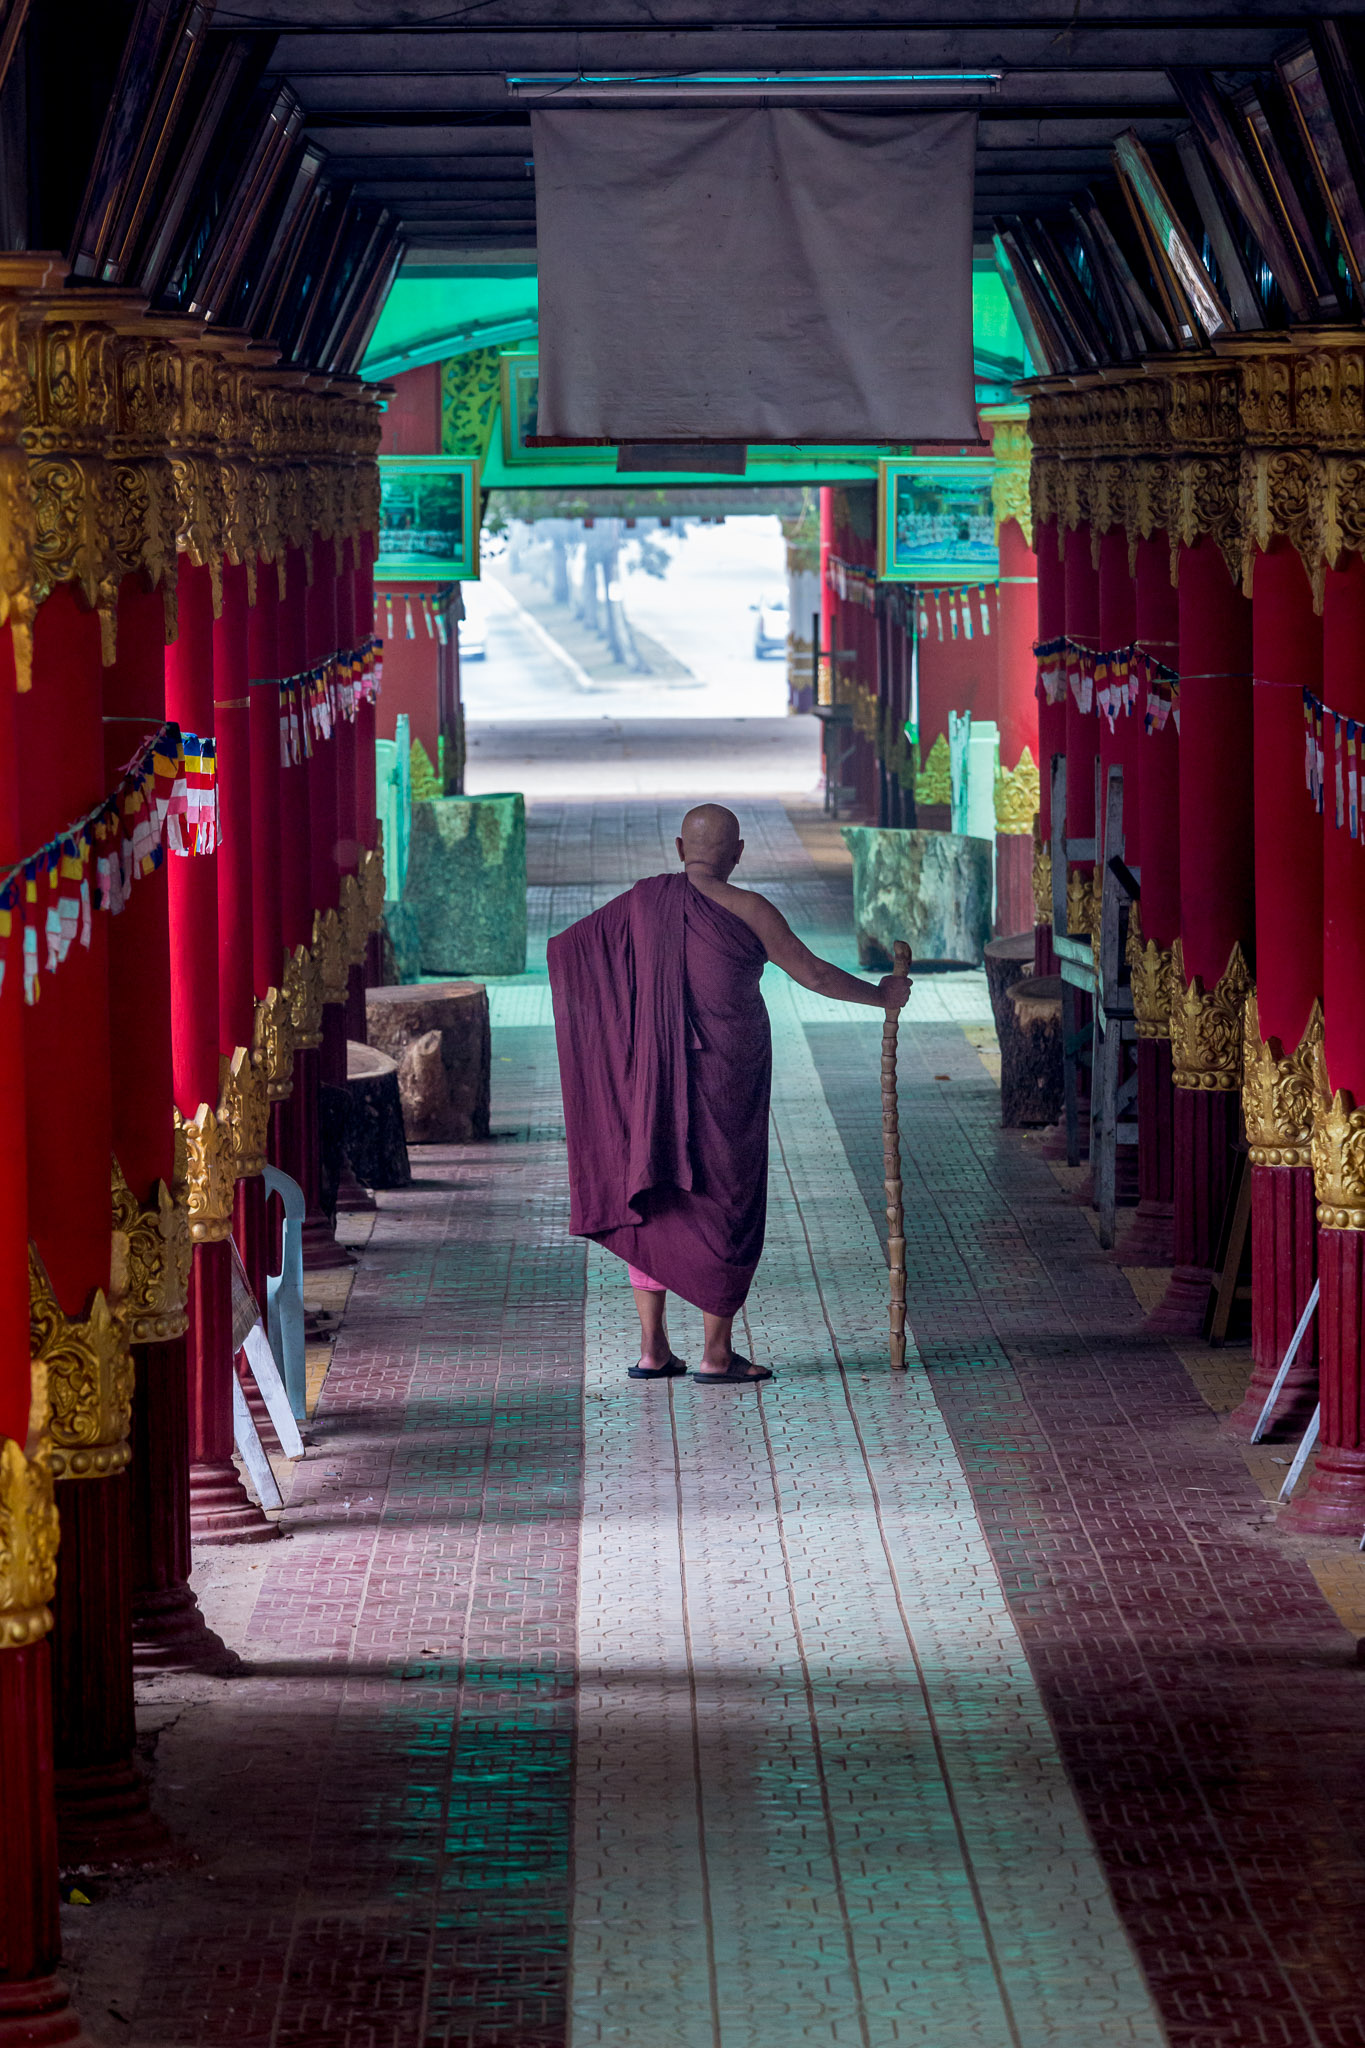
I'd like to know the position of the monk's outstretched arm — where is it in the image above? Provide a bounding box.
[742,894,911,1009]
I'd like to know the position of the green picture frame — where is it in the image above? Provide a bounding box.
[376,455,481,580]
[876,457,999,584]
[500,349,614,469]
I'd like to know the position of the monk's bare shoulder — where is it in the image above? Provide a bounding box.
[690,877,791,953]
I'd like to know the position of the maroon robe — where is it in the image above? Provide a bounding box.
[548,872,771,1316]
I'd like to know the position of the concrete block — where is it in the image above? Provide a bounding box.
[841,825,992,968]
[402,791,527,977]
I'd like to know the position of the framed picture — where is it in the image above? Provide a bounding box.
[877,458,998,584]
[500,350,615,467]
[376,456,480,581]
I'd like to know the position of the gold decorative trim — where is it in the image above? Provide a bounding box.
[1031,830,1052,928]
[1242,991,1322,1168]
[110,1156,191,1343]
[29,1248,134,1482]
[1169,937,1253,1091]
[914,731,951,806]
[994,747,1039,836]
[982,402,1034,548]
[312,906,349,1009]
[253,985,294,1102]
[0,1361,59,1647]
[1126,902,1175,1041]
[175,1102,235,1242]
[219,1043,268,1178]
[284,941,324,1050]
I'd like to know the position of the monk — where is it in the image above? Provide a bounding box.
[548,803,912,1383]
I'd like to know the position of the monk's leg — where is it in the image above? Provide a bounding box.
[631,1284,674,1369]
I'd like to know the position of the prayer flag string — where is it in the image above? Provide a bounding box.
[0,723,217,1007]
[1301,687,1365,838]
[276,638,382,767]
[1034,635,1181,734]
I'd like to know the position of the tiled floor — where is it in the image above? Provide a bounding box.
[66,796,1365,2048]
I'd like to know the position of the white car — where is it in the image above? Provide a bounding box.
[752,592,788,659]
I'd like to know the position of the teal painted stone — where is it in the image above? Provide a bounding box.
[402,792,527,977]
[840,826,992,969]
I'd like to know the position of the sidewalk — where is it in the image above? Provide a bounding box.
[60,799,1365,2048]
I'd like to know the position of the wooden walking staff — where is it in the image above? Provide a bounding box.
[882,939,912,1370]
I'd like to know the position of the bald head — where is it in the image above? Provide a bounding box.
[677,804,744,878]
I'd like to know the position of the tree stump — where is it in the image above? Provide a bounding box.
[345,1042,412,1188]
[1000,974,1064,1128]
[365,982,491,1144]
[985,932,1035,1035]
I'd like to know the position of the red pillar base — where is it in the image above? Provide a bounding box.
[187,1243,278,1547]
[131,1339,240,1674]
[0,1977,96,2047]
[1122,1038,1176,1264]
[1034,924,1058,978]
[49,1474,168,1869]
[1281,1225,1365,1535]
[1227,1163,1318,1440]
[1144,1086,1239,1335]
[994,836,1032,941]
[233,1172,271,1323]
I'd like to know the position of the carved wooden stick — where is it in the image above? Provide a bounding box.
[882,940,911,1371]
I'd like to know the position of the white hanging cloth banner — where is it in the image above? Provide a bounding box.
[531,108,979,445]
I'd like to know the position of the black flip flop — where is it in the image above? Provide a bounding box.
[628,1355,689,1380]
[692,1354,773,1384]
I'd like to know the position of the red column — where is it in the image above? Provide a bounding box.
[215,562,254,1057]
[19,588,158,1861]
[0,624,92,2046]
[995,515,1039,936]
[1129,534,1180,1266]
[167,563,272,1546]
[278,546,313,953]
[249,570,284,999]
[1035,521,1066,976]
[1063,525,1100,867]
[105,577,232,1673]
[1232,544,1323,1439]
[1160,536,1254,1333]
[1097,530,1138,866]
[1285,551,1365,1532]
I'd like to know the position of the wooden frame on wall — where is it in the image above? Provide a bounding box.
[376,456,481,582]
[876,457,998,586]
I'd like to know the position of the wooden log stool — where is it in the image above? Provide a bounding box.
[365,982,492,1144]
[984,931,1035,1035]
[999,974,1065,1129]
[345,1042,412,1188]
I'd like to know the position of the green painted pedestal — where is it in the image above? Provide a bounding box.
[402,792,527,977]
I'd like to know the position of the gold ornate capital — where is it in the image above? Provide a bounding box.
[253,985,295,1102]
[0,1362,59,1647]
[110,1156,191,1343]
[175,1102,235,1242]
[1126,903,1175,1041]
[284,941,324,1049]
[29,1249,134,1482]
[1031,830,1052,929]
[994,747,1039,836]
[982,402,1034,548]
[1311,1067,1365,1227]
[312,906,349,1009]
[1169,937,1252,1091]
[218,1044,269,1179]
[1242,992,1322,1168]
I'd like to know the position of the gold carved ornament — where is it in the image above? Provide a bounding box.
[175,1102,236,1242]
[982,404,1033,548]
[361,842,387,930]
[1310,1039,1365,1230]
[218,1043,269,1179]
[1031,827,1052,928]
[1242,992,1323,1169]
[1125,903,1176,1041]
[253,984,294,1102]
[1168,937,1252,1091]
[29,1248,134,1482]
[109,1155,191,1343]
[339,872,370,969]
[1065,864,1100,939]
[0,1360,59,1647]
[284,941,324,1050]
[312,906,350,1008]
[994,747,1039,836]
[914,732,952,806]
